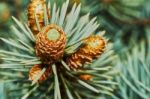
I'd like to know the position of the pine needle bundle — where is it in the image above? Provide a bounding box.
[0,0,118,98]
[116,39,150,99]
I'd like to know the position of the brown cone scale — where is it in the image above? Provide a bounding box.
[66,35,106,70]
[35,24,66,65]
[27,0,50,35]
[29,64,52,83]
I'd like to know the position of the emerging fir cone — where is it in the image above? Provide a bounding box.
[27,0,50,35]
[66,35,106,70]
[35,24,66,64]
[29,64,52,83]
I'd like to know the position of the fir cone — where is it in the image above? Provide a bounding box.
[66,35,106,70]
[27,0,50,35]
[29,64,52,82]
[35,24,66,64]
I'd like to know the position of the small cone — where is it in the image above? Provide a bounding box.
[79,74,93,81]
[66,35,106,70]
[27,0,50,35]
[35,24,66,64]
[29,64,52,83]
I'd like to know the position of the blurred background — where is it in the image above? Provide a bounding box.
[0,0,150,99]
[0,0,29,38]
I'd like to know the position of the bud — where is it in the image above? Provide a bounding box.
[66,35,106,69]
[29,64,52,82]
[27,0,50,35]
[35,24,66,64]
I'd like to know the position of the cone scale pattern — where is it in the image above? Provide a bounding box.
[66,35,106,70]
[29,64,52,82]
[27,0,50,35]
[35,24,66,65]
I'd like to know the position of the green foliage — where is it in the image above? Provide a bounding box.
[116,39,150,99]
[81,0,149,42]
